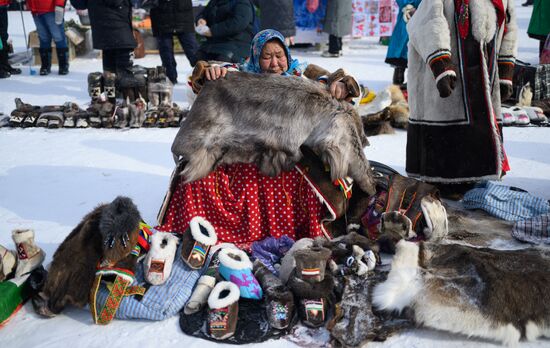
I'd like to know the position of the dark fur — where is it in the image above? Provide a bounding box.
[39,197,141,315]
[287,269,335,299]
[171,72,377,196]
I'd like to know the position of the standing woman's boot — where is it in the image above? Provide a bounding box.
[392,66,405,86]
[39,48,51,75]
[56,47,69,75]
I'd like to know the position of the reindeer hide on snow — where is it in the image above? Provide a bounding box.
[170,72,377,196]
[373,240,550,346]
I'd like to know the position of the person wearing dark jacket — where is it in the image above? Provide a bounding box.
[26,0,69,75]
[253,0,295,46]
[150,0,198,84]
[71,0,136,74]
[0,0,21,78]
[195,0,255,63]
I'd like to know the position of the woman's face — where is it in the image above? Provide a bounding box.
[259,41,288,74]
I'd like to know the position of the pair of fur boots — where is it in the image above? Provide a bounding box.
[1,229,45,282]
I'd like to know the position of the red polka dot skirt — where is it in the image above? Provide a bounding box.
[156,163,329,247]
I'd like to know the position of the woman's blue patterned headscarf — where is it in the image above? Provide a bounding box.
[241,29,305,76]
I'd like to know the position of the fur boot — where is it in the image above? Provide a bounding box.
[208,281,240,340]
[35,196,141,316]
[143,232,179,285]
[294,245,331,283]
[218,248,262,300]
[12,229,45,278]
[128,96,146,128]
[87,72,103,101]
[0,244,17,281]
[253,260,295,329]
[287,269,334,328]
[279,238,314,284]
[103,71,117,104]
[180,216,217,269]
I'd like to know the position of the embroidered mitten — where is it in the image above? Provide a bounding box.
[428,51,457,98]
[184,274,216,315]
[144,232,179,285]
[294,246,331,283]
[0,244,17,281]
[12,229,45,278]
[181,216,217,269]
[208,281,240,340]
[287,269,334,328]
[218,248,262,300]
[253,260,294,329]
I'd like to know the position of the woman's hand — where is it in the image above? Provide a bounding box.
[330,81,349,100]
[197,19,207,27]
[205,65,228,80]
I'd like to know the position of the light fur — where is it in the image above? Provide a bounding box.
[189,216,217,245]
[208,281,240,309]
[218,248,253,270]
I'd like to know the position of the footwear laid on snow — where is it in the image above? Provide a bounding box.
[524,106,548,124]
[12,229,45,278]
[208,281,240,340]
[287,269,334,328]
[181,216,217,269]
[510,106,530,126]
[184,274,216,315]
[253,260,294,329]
[143,232,179,285]
[501,106,516,126]
[0,244,17,281]
[218,248,262,300]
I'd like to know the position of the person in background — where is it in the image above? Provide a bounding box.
[385,0,421,86]
[26,0,69,75]
[194,0,255,63]
[321,0,352,58]
[253,0,295,46]
[150,0,198,84]
[0,0,21,78]
[71,0,136,75]
[527,0,550,61]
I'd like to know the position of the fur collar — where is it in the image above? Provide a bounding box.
[469,0,498,43]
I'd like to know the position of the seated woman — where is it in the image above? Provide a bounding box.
[156,29,361,248]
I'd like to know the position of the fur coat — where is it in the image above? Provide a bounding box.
[405,0,517,184]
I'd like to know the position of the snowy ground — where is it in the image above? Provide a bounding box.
[1,4,549,348]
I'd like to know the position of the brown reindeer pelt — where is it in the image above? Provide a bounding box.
[33,196,142,317]
[373,240,550,346]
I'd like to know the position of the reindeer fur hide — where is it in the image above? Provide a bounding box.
[373,240,550,346]
[171,72,377,196]
[37,197,141,315]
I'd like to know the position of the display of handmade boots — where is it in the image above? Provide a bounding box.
[12,229,45,278]
[56,47,69,75]
[38,48,52,76]
[87,72,103,101]
[253,260,294,330]
[207,281,240,340]
[184,274,216,314]
[0,244,17,281]
[218,248,262,300]
[143,232,179,285]
[180,216,217,269]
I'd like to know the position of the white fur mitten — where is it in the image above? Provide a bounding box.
[144,232,180,285]
[421,196,448,241]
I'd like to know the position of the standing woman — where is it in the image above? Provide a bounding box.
[321,0,352,58]
[71,0,136,75]
[253,0,296,46]
[26,0,69,75]
[150,0,199,84]
[385,0,421,86]
[527,0,550,62]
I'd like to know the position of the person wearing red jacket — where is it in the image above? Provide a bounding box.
[26,0,68,75]
[0,0,22,78]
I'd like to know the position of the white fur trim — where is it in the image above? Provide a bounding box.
[208,281,240,309]
[218,248,253,270]
[500,79,513,86]
[364,250,377,271]
[421,197,448,242]
[144,232,180,285]
[12,229,35,243]
[347,223,361,232]
[435,70,456,85]
[470,0,497,44]
[372,240,421,312]
[189,216,217,246]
